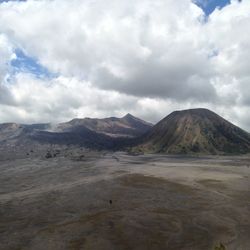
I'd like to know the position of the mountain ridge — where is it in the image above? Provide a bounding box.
[133,108,250,154]
[0,114,152,149]
[1,109,250,154]
[56,113,153,138]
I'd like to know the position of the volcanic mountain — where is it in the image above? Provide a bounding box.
[0,114,152,149]
[1,109,250,154]
[134,108,250,154]
[56,113,153,138]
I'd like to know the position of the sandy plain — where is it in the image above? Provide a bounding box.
[0,147,249,250]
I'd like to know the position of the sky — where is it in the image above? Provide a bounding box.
[194,0,231,15]
[0,0,250,132]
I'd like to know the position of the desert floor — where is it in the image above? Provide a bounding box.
[0,147,250,250]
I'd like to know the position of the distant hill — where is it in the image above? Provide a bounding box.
[1,109,250,154]
[134,108,250,154]
[0,114,152,149]
[0,123,23,142]
[29,126,116,150]
[56,113,153,138]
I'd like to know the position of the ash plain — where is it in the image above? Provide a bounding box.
[0,146,250,250]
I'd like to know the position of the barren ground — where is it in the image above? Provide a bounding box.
[0,147,249,250]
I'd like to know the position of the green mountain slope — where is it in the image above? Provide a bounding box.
[134,108,250,154]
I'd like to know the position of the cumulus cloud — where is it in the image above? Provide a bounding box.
[0,34,16,105]
[0,0,249,131]
[0,73,139,123]
[0,0,216,102]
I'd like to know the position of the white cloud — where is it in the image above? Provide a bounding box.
[0,72,139,123]
[0,0,210,99]
[0,0,249,131]
[0,34,16,105]
[0,34,12,83]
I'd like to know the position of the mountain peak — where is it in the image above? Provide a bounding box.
[123,113,135,119]
[55,113,152,138]
[135,108,250,154]
[172,108,214,116]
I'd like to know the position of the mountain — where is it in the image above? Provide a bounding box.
[0,123,23,142]
[1,109,250,154]
[56,113,153,138]
[29,126,116,150]
[134,108,250,154]
[0,114,152,149]
[0,123,50,146]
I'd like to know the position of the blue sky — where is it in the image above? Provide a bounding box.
[10,49,56,79]
[194,0,231,15]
